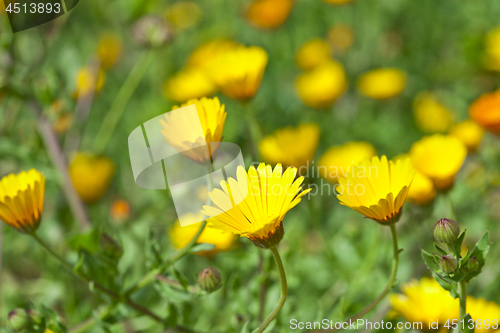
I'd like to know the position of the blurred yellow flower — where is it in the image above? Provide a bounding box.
[337,156,415,225]
[110,199,130,222]
[97,33,122,69]
[469,90,500,135]
[407,170,436,206]
[450,120,485,152]
[209,46,268,101]
[323,0,353,5]
[165,1,202,30]
[327,23,354,53]
[246,0,294,30]
[259,123,320,170]
[296,39,331,70]
[318,141,376,183]
[169,213,236,256]
[484,27,500,71]
[413,92,454,133]
[53,113,73,134]
[187,39,239,70]
[202,163,310,248]
[162,67,216,102]
[69,153,116,203]
[357,68,406,99]
[0,169,45,234]
[295,60,347,109]
[160,97,226,162]
[73,67,105,98]
[390,278,459,327]
[391,278,500,333]
[409,135,467,191]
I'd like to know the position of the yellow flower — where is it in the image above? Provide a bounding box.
[409,135,467,191]
[450,120,485,153]
[296,39,331,70]
[0,169,45,234]
[357,68,406,99]
[469,90,500,135]
[407,170,436,206]
[322,0,353,5]
[295,60,347,109]
[259,123,320,171]
[73,67,105,98]
[96,33,122,69]
[259,124,320,174]
[69,153,116,203]
[413,92,455,133]
[484,27,500,71]
[327,23,354,53]
[246,0,294,30]
[467,297,500,333]
[187,39,240,70]
[337,156,415,225]
[162,67,216,102]
[165,1,202,30]
[390,278,459,327]
[169,213,236,256]
[159,97,226,162]
[318,141,376,183]
[208,46,268,101]
[202,163,311,248]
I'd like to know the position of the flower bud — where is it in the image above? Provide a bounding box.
[467,256,479,272]
[433,218,460,244]
[6,308,29,332]
[132,15,173,48]
[439,255,458,273]
[197,267,222,293]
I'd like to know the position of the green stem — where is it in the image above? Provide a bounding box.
[244,102,263,160]
[458,280,467,333]
[313,224,400,333]
[92,50,154,155]
[255,246,287,333]
[30,233,164,323]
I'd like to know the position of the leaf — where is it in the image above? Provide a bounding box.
[453,230,466,259]
[190,243,216,253]
[461,248,471,267]
[173,267,189,290]
[463,314,475,333]
[165,303,178,327]
[422,250,439,271]
[434,243,448,256]
[68,228,101,254]
[241,321,251,333]
[433,272,459,298]
[464,230,490,283]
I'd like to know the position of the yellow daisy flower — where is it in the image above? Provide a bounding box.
[357,68,406,99]
[467,297,500,333]
[409,135,467,191]
[162,67,216,103]
[450,120,485,153]
[159,97,226,163]
[469,90,500,135]
[318,141,376,183]
[187,39,239,70]
[413,92,455,133]
[169,213,236,257]
[484,27,500,72]
[337,156,415,225]
[96,32,123,69]
[202,163,311,248]
[295,60,347,109]
[259,123,320,170]
[245,0,294,30]
[327,23,354,53]
[208,46,268,101]
[69,153,116,203]
[295,39,331,70]
[0,169,45,234]
[165,1,202,30]
[407,170,436,206]
[73,67,105,98]
[390,278,459,327]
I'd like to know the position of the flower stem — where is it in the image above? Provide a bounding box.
[30,233,164,323]
[255,246,287,333]
[244,102,263,160]
[312,224,400,333]
[458,280,467,333]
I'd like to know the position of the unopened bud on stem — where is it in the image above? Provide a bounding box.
[433,218,460,244]
[197,267,222,293]
[439,255,458,273]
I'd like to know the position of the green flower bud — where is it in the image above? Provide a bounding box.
[433,218,460,244]
[6,308,29,332]
[467,256,479,272]
[26,309,40,324]
[197,267,222,293]
[439,255,458,273]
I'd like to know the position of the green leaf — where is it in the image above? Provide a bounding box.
[433,273,459,298]
[422,250,439,271]
[241,321,251,333]
[454,230,466,259]
[461,248,471,266]
[68,228,101,254]
[434,243,448,256]
[165,303,178,327]
[463,314,475,333]
[173,267,189,291]
[464,230,490,283]
[190,243,216,253]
